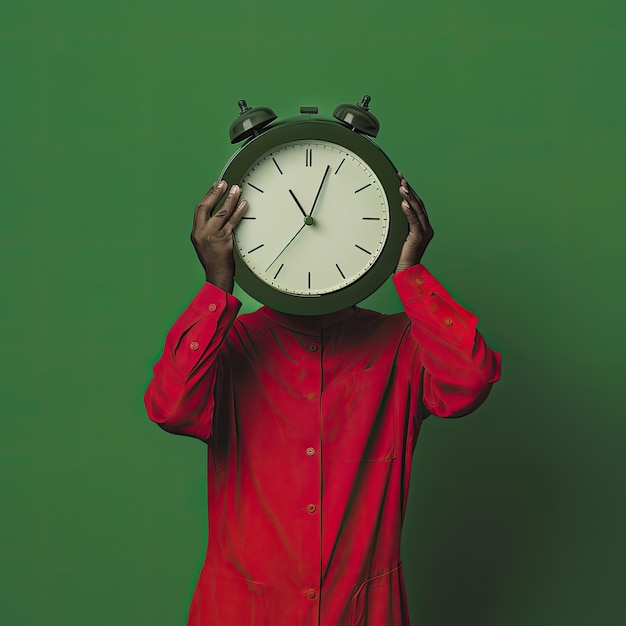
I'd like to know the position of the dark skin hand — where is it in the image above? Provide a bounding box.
[191,174,433,293]
[191,180,248,293]
[395,172,434,272]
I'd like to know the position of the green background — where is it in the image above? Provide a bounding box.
[1,1,624,624]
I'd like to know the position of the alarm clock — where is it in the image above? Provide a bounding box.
[219,95,406,315]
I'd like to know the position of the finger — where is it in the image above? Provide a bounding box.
[400,183,430,230]
[400,185,421,221]
[400,176,419,198]
[226,199,249,230]
[398,172,421,207]
[211,184,242,227]
[411,201,430,233]
[194,180,227,228]
[397,173,413,192]
[411,192,430,231]
[401,199,422,231]
[399,179,416,212]
[400,184,416,219]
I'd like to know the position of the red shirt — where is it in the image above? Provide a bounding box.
[145,264,501,626]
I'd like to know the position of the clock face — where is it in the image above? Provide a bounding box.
[234,140,390,296]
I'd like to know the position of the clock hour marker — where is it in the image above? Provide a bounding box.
[362,217,380,220]
[248,244,265,254]
[355,244,371,255]
[308,271,311,289]
[335,264,345,279]
[247,183,264,193]
[305,148,313,167]
[272,157,283,174]
[354,183,372,193]
[241,216,256,219]
[273,263,284,280]
[334,158,345,175]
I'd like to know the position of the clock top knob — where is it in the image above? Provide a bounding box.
[332,95,380,138]
[229,99,278,144]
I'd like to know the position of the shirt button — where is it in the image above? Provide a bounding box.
[306,504,317,514]
[306,392,317,400]
[415,277,425,285]
[308,344,318,352]
[305,588,317,600]
[190,341,200,351]
[306,447,316,456]
[208,303,217,312]
[443,318,454,326]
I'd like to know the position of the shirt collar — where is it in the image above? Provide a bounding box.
[259,305,359,335]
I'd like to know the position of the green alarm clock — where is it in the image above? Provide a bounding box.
[219,95,406,315]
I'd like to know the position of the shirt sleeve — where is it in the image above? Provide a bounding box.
[392,264,501,418]
[144,282,242,440]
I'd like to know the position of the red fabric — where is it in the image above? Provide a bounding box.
[145,264,501,626]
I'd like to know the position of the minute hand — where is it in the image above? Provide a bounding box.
[308,165,330,216]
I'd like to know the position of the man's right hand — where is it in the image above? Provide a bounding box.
[191,181,248,293]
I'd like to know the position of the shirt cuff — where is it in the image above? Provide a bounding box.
[187,281,242,316]
[392,264,479,352]
[165,282,242,362]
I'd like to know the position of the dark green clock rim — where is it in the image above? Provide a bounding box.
[220,119,406,315]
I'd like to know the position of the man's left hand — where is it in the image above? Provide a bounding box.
[395,173,434,272]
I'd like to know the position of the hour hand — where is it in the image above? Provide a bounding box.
[288,189,307,217]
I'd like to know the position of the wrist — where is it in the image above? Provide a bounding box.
[395,260,419,273]
[205,270,234,293]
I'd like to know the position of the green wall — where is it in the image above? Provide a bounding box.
[1,1,624,624]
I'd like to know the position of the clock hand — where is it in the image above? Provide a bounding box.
[265,222,308,271]
[288,189,308,218]
[308,165,330,217]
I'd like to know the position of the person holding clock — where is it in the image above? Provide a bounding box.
[145,166,501,625]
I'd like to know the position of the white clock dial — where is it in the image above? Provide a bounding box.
[234,140,389,296]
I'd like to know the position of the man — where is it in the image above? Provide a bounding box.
[145,174,501,625]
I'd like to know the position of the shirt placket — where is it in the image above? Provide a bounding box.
[297,332,323,625]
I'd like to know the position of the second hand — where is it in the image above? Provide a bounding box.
[265,221,309,271]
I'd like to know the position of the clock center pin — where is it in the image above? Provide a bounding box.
[304,216,314,226]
